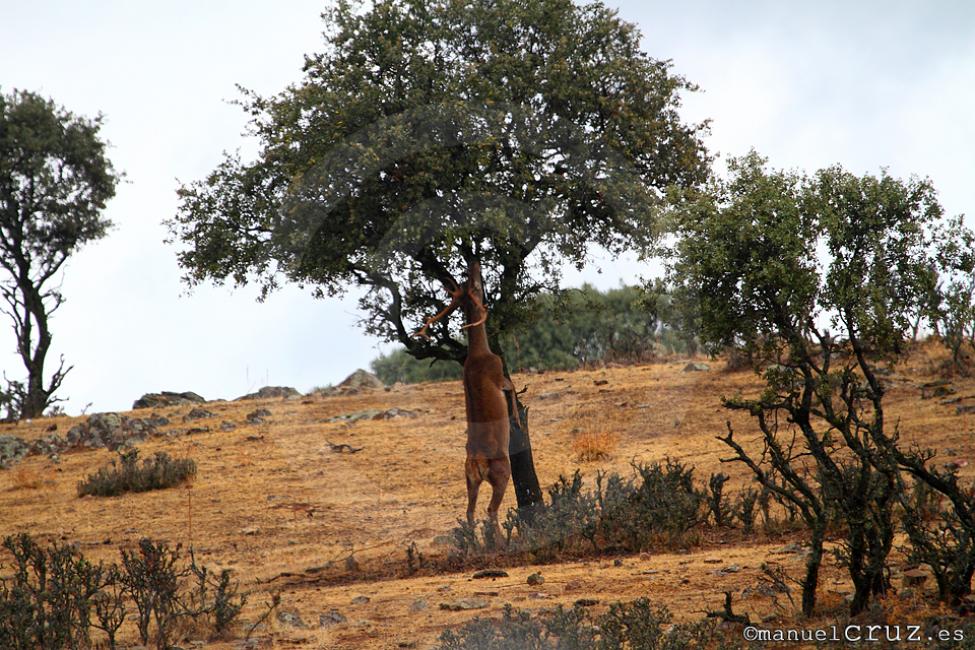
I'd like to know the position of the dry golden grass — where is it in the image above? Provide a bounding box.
[570,431,618,462]
[0,341,972,648]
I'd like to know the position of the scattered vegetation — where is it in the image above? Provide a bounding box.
[437,599,736,650]
[452,461,712,561]
[77,448,196,497]
[0,534,244,650]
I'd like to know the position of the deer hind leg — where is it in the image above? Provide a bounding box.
[485,456,511,547]
[465,457,487,526]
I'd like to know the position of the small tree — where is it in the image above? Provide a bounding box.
[669,153,954,615]
[0,89,119,418]
[168,0,710,513]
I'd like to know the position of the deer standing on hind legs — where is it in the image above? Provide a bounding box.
[414,261,520,546]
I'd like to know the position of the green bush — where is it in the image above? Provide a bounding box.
[78,448,196,497]
[0,534,244,650]
[454,461,707,560]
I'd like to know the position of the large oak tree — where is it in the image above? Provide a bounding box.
[169,0,710,513]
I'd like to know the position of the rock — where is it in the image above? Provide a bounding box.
[133,391,205,409]
[371,407,418,420]
[339,369,384,391]
[220,421,236,432]
[472,569,508,579]
[235,386,301,401]
[28,433,67,457]
[902,568,928,587]
[527,572,544,586]
[945,460,969,472]
[683,362,710,372]
[240,526,260,536]
[246,408,271,425]
[593,379,609,386]
[327,409,380,423]
[0,435,30,468]
[319,609,347,627]
[276,609,307,628]
[574,598,599,607]
[351,595,370,605]
[703,558,723,564]
[439,598,488,611]
[89,412,123,433]
[409,599,428,612]
[927,385,957,399]
[957,405,975,416]
[715,564,741,576]
[183,408,214,421]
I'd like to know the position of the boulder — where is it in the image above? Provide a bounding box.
[235,386,301,401]
[0,435,29,468]
[133,391,205,410]
[183,407,214,421]
[340,369,384,391]
[683,362,711,372]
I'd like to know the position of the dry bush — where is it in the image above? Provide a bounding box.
[568,405,618,462]
[571,430,618,462]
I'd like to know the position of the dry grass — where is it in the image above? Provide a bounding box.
[570,431,618,462]
[0,341,972,648]
[9,464,48,491]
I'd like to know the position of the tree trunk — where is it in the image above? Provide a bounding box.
[802,526,824,617]
[492,336,543,521]
[505,388,543,522]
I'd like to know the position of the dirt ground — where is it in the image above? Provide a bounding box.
[2,343,974,648]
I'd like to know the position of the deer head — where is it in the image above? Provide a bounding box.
[413,261,488,339]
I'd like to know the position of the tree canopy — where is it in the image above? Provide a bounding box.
[0,89,118,418]
[168,0,710,364]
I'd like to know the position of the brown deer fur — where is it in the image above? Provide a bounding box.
[415,261,517,542]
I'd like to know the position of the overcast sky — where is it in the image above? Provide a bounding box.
[1,1,973,414]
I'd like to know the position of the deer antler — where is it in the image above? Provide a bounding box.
[413,288,464,339]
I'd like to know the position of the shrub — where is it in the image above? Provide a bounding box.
[0,533,107,650]
[454,461,706,560]
[78,448,196,497]
[0,534,244,649]
[437,599,731,649]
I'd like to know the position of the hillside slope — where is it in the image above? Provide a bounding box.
[2,347,974,648]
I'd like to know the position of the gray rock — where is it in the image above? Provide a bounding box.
[276,608,307,628]
[527,572,544,586]
[472,569,508,579]
[133,391,205,410]
[0,435,29,468]
[439,598,488,611]
[683,362,710,372]
[340,369,384,390]
[88,412,122,434]
[409,599,428,612]
[958,405,975,415]
[246,408,272,425]
[319,609,347,627]
[183,407,214,421]
[351,595,370,605]
[220,421,236,432]
[235,386,301,401]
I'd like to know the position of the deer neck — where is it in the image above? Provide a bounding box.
[465,319,491,356]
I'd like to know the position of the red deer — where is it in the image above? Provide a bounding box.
[415,261,519,544]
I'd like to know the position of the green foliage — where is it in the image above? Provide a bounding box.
[169,0,709,368]
[0,89,120,418]
[666,152,964,616]
[371,284,692,383]
[77,448,196,497]
[452,462,706,560]
[437,600,732,649]
[0,533,106,650]
[0,534,244,650]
